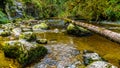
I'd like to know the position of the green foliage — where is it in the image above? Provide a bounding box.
[64,0,120,21]
[0,11,9,24]
[1,0,120,21]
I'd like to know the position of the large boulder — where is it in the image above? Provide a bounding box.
[2,40,48,66]
[19,32,36,41]
[67,23,91,36]
[32,23,49,30]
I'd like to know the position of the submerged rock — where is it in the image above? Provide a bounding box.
[2,40,48,66]
[32,23,49,30]
[67,23,91,36]
[36,39,47,44]
[87,61,117,68]
[19,32,36,41]
[53,28,59,33]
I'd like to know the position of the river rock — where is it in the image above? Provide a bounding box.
[36,39,47,44]
[2,40,48,66]
[12,28,22,37]
[32,44,81,68]
[0,30,11,37]
[32,23,49,31]
[87,61,118,68]
[67,23,91,36]
[19,32,36,41]
[83,52,102,65]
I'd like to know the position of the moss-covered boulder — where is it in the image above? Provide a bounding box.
[32,23,49,30]
[67,23,91,36]
[36,39,47,44]
[2,40,47,66]
[0,30,11,37]
[19,32,36,41]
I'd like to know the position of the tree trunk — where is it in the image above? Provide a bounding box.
[63,18,120,44]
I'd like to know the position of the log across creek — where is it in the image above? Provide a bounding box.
[63,18,120,44]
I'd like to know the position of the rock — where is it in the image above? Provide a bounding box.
[53,28,59,33]
[87,61,118,68]
[83,52,102,65]
[12,28,22,37]
[2,40,48,66]
[67,23,75,31]
[33,44,81,68]
[19,32,36,41]
[36,39,47,44]
[67,23,91,36]
[0,30,11,37]
[83,53,101,60]
[1,23,15,30]
[21,27,32,32]
[32,23,49,30]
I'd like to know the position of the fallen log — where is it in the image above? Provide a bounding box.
[63,18,120,44]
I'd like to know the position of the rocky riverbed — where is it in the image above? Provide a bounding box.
[0,20,119,68]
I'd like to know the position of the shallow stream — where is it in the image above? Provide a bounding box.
[0,20,120,68]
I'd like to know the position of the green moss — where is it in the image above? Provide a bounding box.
[2,42,23,58]
[67,23,91,36]
[67,23,75,31]
[2,41,47,66]
[19,32,36,41]
[36,39,47,44]
[0,11,9,24]
[0,31,11,37]
[18,45,47,66]
[33,23,49,30]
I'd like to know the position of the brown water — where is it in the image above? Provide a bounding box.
[34,28,120,67]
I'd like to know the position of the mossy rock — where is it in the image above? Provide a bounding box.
[67,23,75,31]
[32,23,49,30]
[36,39,47,44]
[0,31,11,37]
[19,32,36,41]
[67,23,91,36]
[2,41,48,66]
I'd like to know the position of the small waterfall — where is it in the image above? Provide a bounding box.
[5,0,23,20]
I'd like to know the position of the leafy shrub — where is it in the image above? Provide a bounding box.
[0,11,9,24]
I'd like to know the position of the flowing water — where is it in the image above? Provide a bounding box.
[0,20,120,68]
